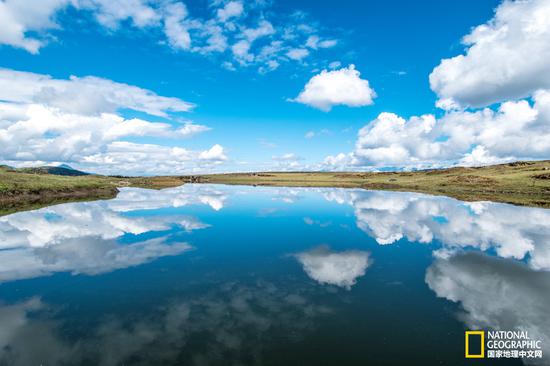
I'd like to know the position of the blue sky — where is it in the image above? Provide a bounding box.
[0,0,549,175]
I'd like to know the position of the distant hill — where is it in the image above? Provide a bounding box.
[18,165,89,176]
[57,163,76,170]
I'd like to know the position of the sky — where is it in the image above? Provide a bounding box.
[0,0,549,175]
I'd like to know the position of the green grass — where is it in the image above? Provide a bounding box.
[1,161,550,216]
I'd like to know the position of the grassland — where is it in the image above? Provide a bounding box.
[0,166,188,215]
[198,160,550,208]
[1,161,550,215]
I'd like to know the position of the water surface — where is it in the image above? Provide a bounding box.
[1,184,549,365]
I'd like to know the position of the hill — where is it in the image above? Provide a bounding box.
[17,165,90,176]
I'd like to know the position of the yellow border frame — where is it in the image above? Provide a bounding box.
[465,331,485,358]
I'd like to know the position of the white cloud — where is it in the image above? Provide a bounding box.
[216,1,243,22]
[79,142,227,175]
[198,144,227,161]
[0,0,166,53]
[292,65,376,111]
[231,39,252,62]
[429,0,550,109]
[0,68,227,175]
[286,47,309,60]
[242,19,275,41]
[324,0,550,170]
[0,0,68,53]
[163,1,191,50]
[271,153,305,170]
[305,35,337,50]
[79,0,161,28]
[0,103,217,174]
[272,153,302,161]
[0,1,339,72]
[294,245,371,289]
[325,91,550,170]
[323,152,353,170]
[0,68,194,116]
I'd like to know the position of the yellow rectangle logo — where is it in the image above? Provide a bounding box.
[465,331,485,358]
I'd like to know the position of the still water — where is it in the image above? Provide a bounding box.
[0,184,549,365]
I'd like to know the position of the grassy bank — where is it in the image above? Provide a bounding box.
[1,161,550,215]
[0,166,188,215]
[198,160,550,208]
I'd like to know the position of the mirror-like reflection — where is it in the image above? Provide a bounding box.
[426,251,550,364]
[322,189,550,269]
[0,185,228,282]
[0,184,548,365]
[0,280,332,366]
[294,245,371,289]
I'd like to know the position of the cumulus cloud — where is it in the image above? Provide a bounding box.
[325,88,550,170]
[0,68,227,175]
[294,245,371,289]
[325,0,550,170]
[0,103,219,174]
[0,68,194,116]
[292,65,376,111]
[0,0,68,53]
[0,0,339,72]
[430,0,550,109]
[198,144,227,162]
[79,142,227,175]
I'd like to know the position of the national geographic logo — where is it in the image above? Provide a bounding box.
[465,330,544,360]
[465,331,484,358]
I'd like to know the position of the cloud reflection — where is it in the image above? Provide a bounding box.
[0,184,230,283]
[320,189,550,270]
[426,251,550,365]
[0,281,331,366]
[294,245,371,289]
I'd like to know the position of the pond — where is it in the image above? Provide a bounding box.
[0,184,548,365]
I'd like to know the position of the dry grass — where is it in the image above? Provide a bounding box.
[1,161,550,215]
[0,167,190,215]
[197,160,550,208]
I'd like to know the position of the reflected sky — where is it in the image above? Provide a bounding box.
[0,184,548,365]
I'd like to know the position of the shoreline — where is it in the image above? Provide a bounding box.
[0,186,119,216]
[1,160,549,215]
